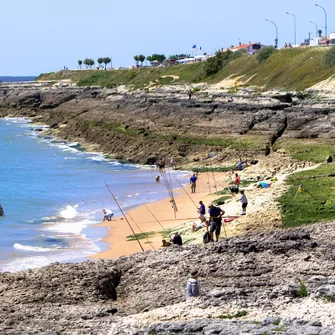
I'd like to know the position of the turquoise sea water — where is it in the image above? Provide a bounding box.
[0,118,187,272]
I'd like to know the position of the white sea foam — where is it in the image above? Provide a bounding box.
[59,205,78,219]
[13,243,60,252]
[126,193,140,198]
[2,239,100,272]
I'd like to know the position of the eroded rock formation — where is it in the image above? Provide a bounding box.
[0,83,335,166]
[1,223,335,334]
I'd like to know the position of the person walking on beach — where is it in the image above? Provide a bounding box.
[186,269,200,299]
[208,203,225,242]
[190,173,197,193]
[198,201,206,223]
[103,208,114,221]
[237,190,248,215]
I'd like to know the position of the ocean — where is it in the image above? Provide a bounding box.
[0,118,187,272]
[0,76,36,82]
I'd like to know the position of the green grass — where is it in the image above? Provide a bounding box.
[274,139,335,163]
[295,278,308,298]
[218,310,248,319]
[220,47,335,91]
[278,163,335,227]
[37,47,335,91]
[126,231,156,241]
[194,166,235,173]
[214,195,231,206]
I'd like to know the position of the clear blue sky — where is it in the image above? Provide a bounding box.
[1,0,334,76]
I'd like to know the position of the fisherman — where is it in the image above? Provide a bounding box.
[171,232,183,246]
[229,173,240,194]
[198,201,206,223]
[208,203,225,242]
[170,158,175,170]
[237,158,243,171]
[237,190,248,215]
[103,208,114,221]
[0,204,4,217]
[186,269,200,299]
[190,173,197,193]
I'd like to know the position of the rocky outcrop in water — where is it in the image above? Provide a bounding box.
[1,222,335,334]
[0,83,334,165]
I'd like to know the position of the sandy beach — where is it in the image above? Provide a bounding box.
[92,171,232,259]
[92,154,313,260]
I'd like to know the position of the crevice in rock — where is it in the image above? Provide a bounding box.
[270,116,288,146]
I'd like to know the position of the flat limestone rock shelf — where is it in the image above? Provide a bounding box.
[1,222,335,334]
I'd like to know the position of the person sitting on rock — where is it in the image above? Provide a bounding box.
[192,220,209,232]
[170,232,182,246]
[186,269,200,300]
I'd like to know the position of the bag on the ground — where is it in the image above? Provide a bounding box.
[203,231,211,244]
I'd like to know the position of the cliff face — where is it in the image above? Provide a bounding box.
[1,223,335,334]
[1,83,335,166]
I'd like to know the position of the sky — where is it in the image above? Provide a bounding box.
[0,0,334,76]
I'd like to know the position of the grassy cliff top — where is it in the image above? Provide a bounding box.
[37,47,335,91]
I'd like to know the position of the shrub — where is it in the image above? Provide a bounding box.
[256,46,277,63]
[321,46,335,66]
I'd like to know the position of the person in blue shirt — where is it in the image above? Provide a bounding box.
[190,173,197,193]
[198,200,206,223]
[208,203,225,242]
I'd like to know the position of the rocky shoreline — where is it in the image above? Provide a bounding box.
[1,222,335,334]
[1,82,335,167]
[1,83,335,334]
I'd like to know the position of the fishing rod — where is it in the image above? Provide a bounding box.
[159,169,178,216]
[104,182,144,252]
[173,176,199,209]
[136,196,168,233]
[292,173,313,198]
[207,171,212,194]
[126,210,156,251]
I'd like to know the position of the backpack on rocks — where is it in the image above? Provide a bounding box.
[203,231,211,244]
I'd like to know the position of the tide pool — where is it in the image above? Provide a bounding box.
[0,118,187,272]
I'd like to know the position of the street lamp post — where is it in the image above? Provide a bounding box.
[310,21,318,37]
[315,4,327,37]
[265,19,278,48]
[286,12,297,46]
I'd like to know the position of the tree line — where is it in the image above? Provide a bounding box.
[77,57,111,70]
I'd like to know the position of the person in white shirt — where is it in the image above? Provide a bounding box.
[237,190,248,215]
[103,208,114,221]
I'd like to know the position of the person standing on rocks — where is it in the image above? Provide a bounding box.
[208,203,225,242]
[237,190,248,215]
[190,173,197,193]
[186,269,200,299]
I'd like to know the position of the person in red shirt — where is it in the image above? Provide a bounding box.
[229,173,240,194]
[234,173,240,189]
